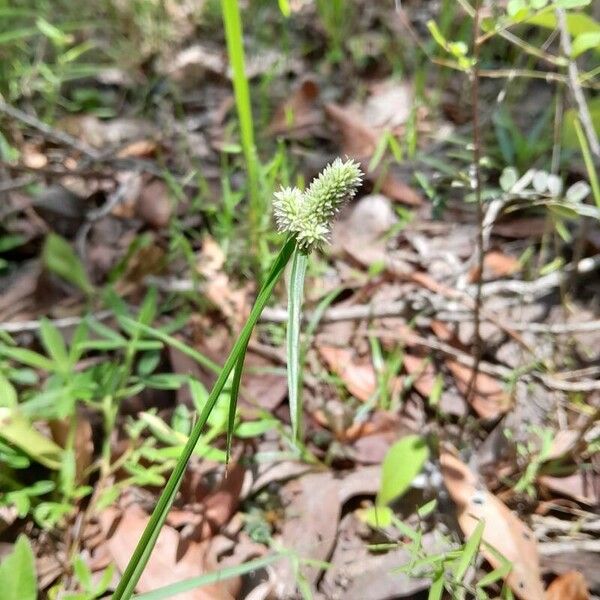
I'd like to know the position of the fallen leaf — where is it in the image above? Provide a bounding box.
[324,102,422,206]
[241,351,288,412]
[100,503,237,599]
[546,571,589,600]
[332,194,398,266]
[403,354,437,398]
[440,451,545,600]
[362,80,413,130]
[49,417,93,483]
[197,235,249,329]
[539,472,599,505]
[318,345,377,402]
[117,139,158,159]
[274,472,341,596]
[267,78,323,138]
[136,178,173,229]
[430,321,511,420]
[484,249,521,278]
[324,102,377,158]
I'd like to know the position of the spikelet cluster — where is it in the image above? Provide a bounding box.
[273,158,363,251]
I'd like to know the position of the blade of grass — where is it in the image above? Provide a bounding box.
[286,248,308,440]
[454,519,485,582]
[574,117,600,208]
[221,0,262,242]
[112,237,295,600]
[118,318,220,375]
[132,554,283,600]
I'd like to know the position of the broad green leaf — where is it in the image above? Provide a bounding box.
[42,233,93,295]
[0,535,37,600]
[0,409,62,469]
[526,11,600,37]
[278,0,291,17]
[286,248,308,440]
[572,31,600,57]
[377,434,429,506]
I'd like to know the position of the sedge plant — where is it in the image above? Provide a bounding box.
[111,158,362,599]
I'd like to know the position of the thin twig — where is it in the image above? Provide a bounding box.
[0,99,100,160]
[466,0,484,402]
[556,8,600,160]
[0,311,112,333]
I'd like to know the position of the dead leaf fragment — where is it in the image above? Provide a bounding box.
[100,504,237,599]
[546,571,589,600]
[318,345,376,402]
[136,179,173,229]
[440,451,545,600]
[268,78,323,137]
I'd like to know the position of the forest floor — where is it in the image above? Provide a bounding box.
[0,1,599,599]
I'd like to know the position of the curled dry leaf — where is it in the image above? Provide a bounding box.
[546,571,589,600]
[440,451,545,600]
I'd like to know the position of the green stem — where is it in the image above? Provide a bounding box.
[112,237,295,600]
[221,0,262,244]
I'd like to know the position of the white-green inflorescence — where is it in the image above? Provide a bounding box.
[273,158,363,251]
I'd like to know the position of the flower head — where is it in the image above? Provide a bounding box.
[273,159,363,251]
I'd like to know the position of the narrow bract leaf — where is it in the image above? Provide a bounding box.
[287,248,308,440]
[454,518,485,582]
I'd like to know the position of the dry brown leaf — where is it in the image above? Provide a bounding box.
[429,321,511,420]
[99,504,237,599]
[484,250,521,278]
[440,452,545,600]
[445,360,512,420]
[49,417,93,483]
[274,472,342,595]
[197,235,249,329]
[546,571,589,600]
[539,472,599,505]
[324,102,377,158]
[318,345,377,402]
[117,139,158,159]
[267,78,323,137]
[324,102,422,206]
[403,354,437,398]
[136,178,173,229]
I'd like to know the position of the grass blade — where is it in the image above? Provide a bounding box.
[112,237,295,600]
[286,248,308,441]
[454,518,485,582]
[132,554,283,600]
[221,0,262,240]
[574,117,600,208]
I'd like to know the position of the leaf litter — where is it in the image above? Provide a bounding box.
[1,1,600,598]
